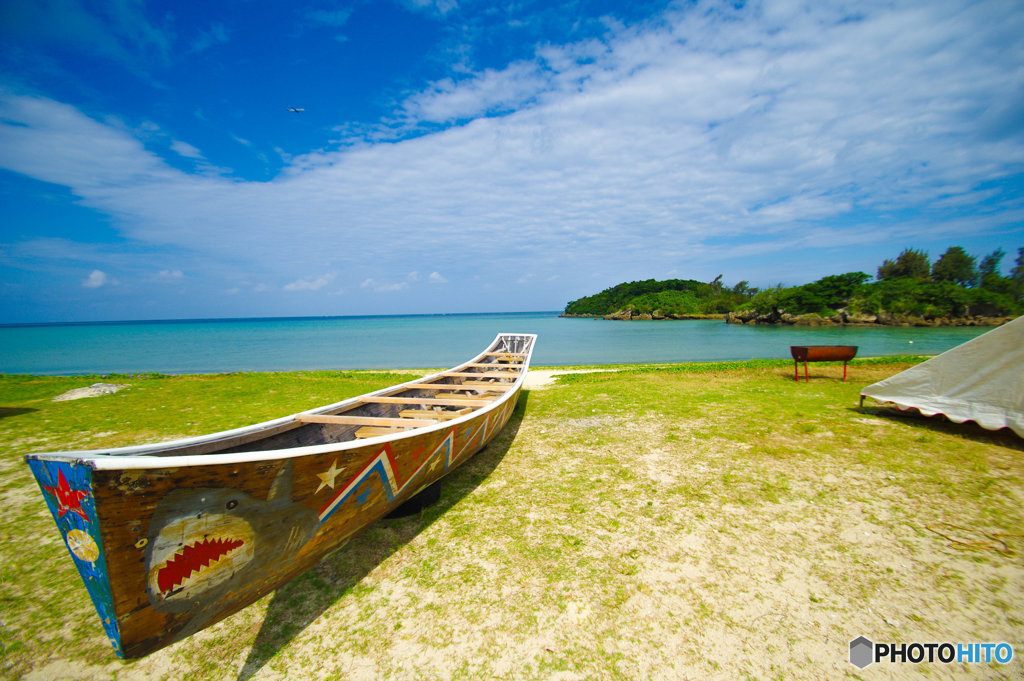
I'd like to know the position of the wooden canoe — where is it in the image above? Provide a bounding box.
[25,333,536,658]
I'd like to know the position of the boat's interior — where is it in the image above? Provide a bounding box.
[129,334,535,457]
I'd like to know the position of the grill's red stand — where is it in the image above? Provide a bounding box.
[790,345,858,381]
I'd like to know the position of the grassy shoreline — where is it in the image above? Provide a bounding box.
[2,359,1022,680]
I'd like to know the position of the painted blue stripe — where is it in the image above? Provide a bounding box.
[318,458,398,525]
[318,434,453,526]
[27,459,123,657]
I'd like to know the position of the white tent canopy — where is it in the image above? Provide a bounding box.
[860,315,1024,437]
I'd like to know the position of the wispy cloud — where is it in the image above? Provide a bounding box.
[189,22,230,54]
[396,0,459,18]
[360,278,408,293]
[154,268,184,282]
[359,272,424,292]
[284,272,336,291]
[170,140,204,159]
[0,0,171,67]
[400,61,552,123]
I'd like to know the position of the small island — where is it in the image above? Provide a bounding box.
[562,246,1023,326]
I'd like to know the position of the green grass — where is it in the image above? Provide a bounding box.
[2,362,1023,680]
[0,370,422,454]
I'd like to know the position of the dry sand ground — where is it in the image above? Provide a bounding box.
[523,369,620,389]
[12,365,1024,681]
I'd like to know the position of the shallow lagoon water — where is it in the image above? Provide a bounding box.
[0,312,994,375]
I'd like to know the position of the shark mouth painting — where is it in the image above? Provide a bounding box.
[148,513,255,601]
[144,461,317,621]
[157,537,244,593]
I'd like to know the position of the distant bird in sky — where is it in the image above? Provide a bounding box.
[287,107,304,113]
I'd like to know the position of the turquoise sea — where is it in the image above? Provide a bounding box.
[0,312,994,375]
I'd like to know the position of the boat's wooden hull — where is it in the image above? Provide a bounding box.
[26,333,534,658]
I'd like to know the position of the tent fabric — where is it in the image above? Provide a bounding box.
[860,315,1024,437]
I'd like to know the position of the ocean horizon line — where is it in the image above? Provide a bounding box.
[0,309,563,329]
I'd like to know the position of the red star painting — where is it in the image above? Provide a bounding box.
[43,469,90,522]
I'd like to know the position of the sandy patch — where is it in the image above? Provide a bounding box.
[524,369,619,389]
[52,383,129,402]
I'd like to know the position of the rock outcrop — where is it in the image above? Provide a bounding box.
[724,309,1013,327]
[52,383,129,402]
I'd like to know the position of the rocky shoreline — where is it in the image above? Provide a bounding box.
[560,310,1014,326]
[724,309,1014,327]
[560,312,726,321]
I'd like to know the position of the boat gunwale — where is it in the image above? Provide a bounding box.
[24,333,536,471]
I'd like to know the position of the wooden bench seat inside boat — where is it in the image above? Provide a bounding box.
[432,391,503,400]
[354,426,407,438]
[351,408,469,436]
[361,396,492,407]
[295,414,437,428]
[405,383,516,392]
[399,408,472,421]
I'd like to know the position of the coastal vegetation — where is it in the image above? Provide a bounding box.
[2,364,1021,679]
[564,246,1024,325]
[562,276,757,318]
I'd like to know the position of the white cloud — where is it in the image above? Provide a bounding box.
[82,269,107,288]
[170,140,204,159]
[358,271,427,292]
[360,277,409,292]
[429,271,448,284]
[284,273,336,291]
[155,268,184,281]
[397,0,458,18]
[401,61,552,123]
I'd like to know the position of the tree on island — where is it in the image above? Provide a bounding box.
[877,248,930,280]
[1011,248,1024,297]
[978,248,1006,291]
[931,246,978,287]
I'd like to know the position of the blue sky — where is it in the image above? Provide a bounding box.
[1,0,1022,323]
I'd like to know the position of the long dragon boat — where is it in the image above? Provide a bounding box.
[25,332,536,658]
